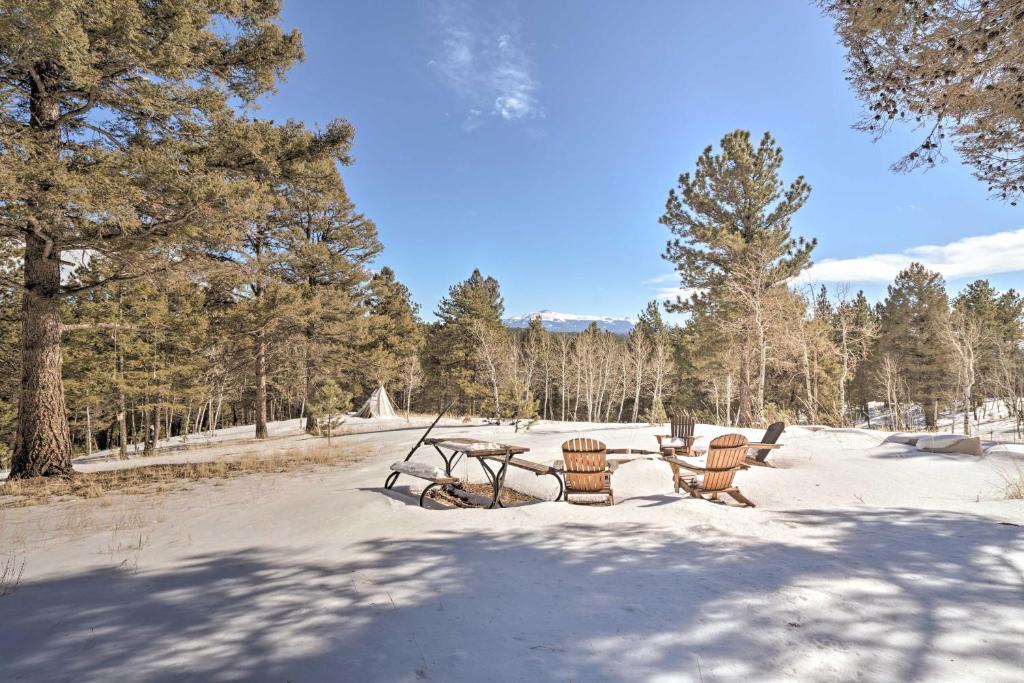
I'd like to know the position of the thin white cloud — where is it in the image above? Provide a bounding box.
[802,228,1024,283]
[643,273,697,301]
[431,1,540,129]
[642,273,678,286]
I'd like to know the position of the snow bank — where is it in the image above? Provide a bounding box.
[884,433,922,446]
[985,443,1024,457]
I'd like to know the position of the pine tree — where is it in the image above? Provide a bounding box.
[0,1,303,477]
[363,267,423,389]
[660,130,815,426]
[876,263,953,428]
[272,125,380,433]
[821,0,1024,203]
[424,270,505,414]
[63,261,211,457]
[209,119,376,439]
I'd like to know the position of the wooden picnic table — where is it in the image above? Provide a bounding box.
[420,437,530,508]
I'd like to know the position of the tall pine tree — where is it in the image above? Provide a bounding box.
[0,0,303,477]
[876,263,952,428]
[660,130,815,426]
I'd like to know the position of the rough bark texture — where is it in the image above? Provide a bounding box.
[10,63,73,478]
[143,406,156,456]
[11,229,73,478]
[254,330,269,439]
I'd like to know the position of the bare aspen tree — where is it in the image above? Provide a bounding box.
[628,325,651,422]
[945,310,985,435]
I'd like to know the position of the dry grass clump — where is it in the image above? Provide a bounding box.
[0,552,25,597]
[0,444,363,509]
[1000,461,1024,500]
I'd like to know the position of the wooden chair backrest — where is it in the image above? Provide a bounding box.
[753,422,785,461]
[703,433,749,491]
[670,416,696,440]
[561,438,608,493]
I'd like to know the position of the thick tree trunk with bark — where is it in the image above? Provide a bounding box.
[143,405,157,455]
[254,330,269,439]
[10,63,73,479]
[11,229,73,478]
[303,345,319,434]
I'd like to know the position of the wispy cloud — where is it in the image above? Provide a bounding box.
[801,228,1024,283]
[430,1,540,130]
[641,273,677,286]
[644,273,697,302]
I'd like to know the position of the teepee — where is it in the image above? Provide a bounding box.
[357,385,397,419]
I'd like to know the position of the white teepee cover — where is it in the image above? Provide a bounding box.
[357,385,397,419]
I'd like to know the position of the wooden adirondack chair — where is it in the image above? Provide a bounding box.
[561,438,614,505]
[666,433,755,507]
[656,415,696,457]
[747,421,785,466]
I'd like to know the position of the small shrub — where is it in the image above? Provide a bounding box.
[0,552,24,597]
[1000,461,1024,500]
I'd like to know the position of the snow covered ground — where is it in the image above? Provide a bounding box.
[1,419,1022,681]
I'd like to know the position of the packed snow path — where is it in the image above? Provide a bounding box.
[1,419,1022,681]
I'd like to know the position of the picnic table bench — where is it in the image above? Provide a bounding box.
[477,454,564,501]
[388,461,462,507]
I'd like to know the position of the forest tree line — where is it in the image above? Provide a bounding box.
[4,250,1023,468]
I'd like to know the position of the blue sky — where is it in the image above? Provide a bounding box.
[256,1,1024,320]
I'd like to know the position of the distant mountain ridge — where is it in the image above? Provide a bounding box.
[503,310,636,334]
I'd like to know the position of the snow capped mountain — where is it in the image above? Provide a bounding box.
[503,310,636,335]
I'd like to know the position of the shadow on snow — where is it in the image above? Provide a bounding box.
[0,508,1021,681]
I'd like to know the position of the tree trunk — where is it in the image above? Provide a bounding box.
[11,217,73,477]
[85,405,93,458]
[212,388,223,436]
[143,405,155,456]
[254,329,269,439]
[736,347,753,427]
[303,344,319,434]
[116,398,129,460]
[756,322,768,426]
[10,64,73,479]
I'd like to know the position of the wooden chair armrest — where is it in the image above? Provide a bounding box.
[606,448,659,455]
[664,457,748,474]
[663,457,705,474]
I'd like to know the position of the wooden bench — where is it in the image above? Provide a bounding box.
[479,455,565,501]
[386,461,462,507]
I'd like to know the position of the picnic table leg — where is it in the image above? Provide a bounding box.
[489,449,513,510]
[548,472,565,501]
[419,482,442,507]
[433,445,458,475]
[477,458,505,509]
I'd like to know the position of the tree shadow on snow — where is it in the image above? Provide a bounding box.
[0,509,1021,681]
